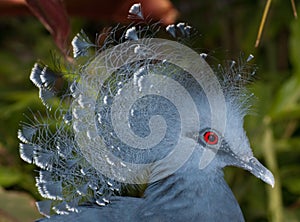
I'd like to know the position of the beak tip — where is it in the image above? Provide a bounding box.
[264,171,275,188]
[257,164,275,188]
[245,157,275,188]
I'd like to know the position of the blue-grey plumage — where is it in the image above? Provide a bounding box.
[18,3,275,222]
[37,131,273,221]
[31,70,273,221]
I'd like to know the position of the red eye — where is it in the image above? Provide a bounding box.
[203,131,219,145]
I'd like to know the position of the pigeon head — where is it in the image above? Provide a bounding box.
[195,99,275,187]
[161,56,275,187]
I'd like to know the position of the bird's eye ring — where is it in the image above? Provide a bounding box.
[203,131,219,145]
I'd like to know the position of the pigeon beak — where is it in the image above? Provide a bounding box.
[241,157,275,188]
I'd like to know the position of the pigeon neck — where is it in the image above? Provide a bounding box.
[141,152,245,221]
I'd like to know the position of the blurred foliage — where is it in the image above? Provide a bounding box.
[0,0,299,221]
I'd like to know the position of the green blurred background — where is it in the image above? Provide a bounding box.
[0,0,299,221]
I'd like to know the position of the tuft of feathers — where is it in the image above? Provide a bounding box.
[216,54,256,117]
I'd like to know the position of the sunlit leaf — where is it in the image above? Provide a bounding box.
[0,167,22,187]
[269,76,300,119]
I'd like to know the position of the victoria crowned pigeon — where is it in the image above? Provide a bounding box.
[18,3,274,222]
